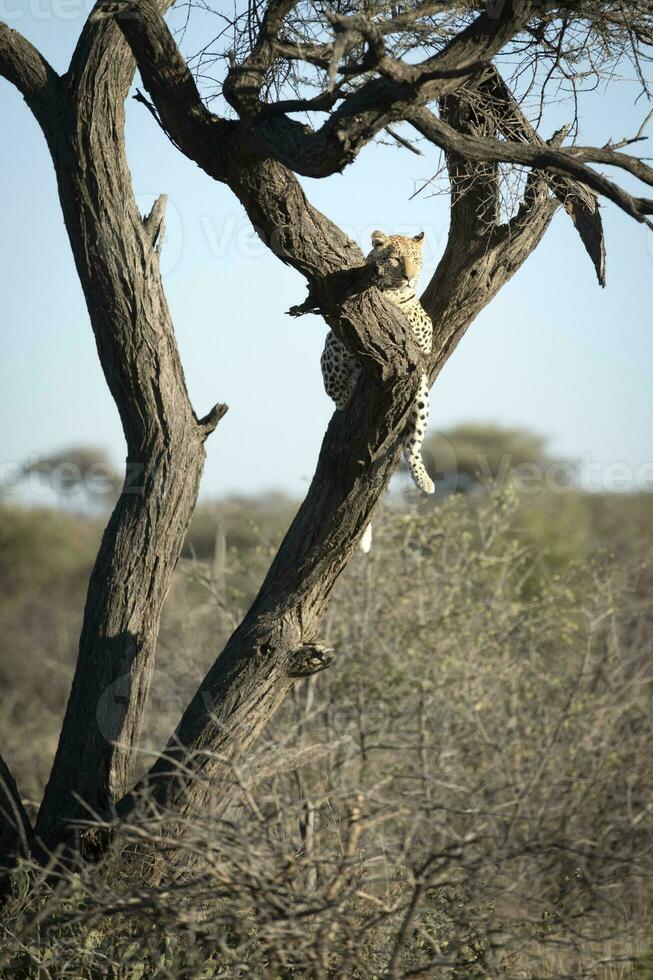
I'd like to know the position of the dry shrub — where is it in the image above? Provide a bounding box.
[1,489,652,977]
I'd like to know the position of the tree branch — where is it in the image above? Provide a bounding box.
[0,23,61,132]
[419,62,609,368]
[101,0,541,178]
[421,86,559,375]
[252,0,544,176]
[458,66,606,285]
[223,0,300,113]
[34,0,228,851]
[409,105,653,227]
[87,0,226,178]
[0,752,33,868]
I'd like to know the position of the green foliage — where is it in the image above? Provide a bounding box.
[0,502,100,596]
[0,504,101,801]
[184,493,296,563]
[424,421,552,487]
[637,951,653,979]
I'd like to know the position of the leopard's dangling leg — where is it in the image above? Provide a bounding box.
[321,331,361,410]
[322,332,375,553]
[403,373,435,495]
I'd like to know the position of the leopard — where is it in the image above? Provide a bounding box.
[321,229,435,552]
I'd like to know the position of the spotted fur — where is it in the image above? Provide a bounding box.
[320,230,435,499]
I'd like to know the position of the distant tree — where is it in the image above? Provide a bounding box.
[0,0,652,870]
[21,447,120,510]
[421,423,552,494]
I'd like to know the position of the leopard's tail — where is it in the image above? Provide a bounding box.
[403,374,435,495]
[361,373,432,554]
[359,523,373,554]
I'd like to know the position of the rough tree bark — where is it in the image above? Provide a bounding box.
[0,8,425,856]
[0,753,33,864]
[107,5,605,824]
[118,138,559,822]
[4,0,644,862]
[1,6,227,851]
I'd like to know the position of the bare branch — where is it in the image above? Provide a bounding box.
[0,23,60,130]
[409,106,653,227]
[448,67,606,285]
[88,0,226,177]
[259,0,545,176]
[421,85,558,374]
[198,402,230,439]
[385,126,424,155]
[223,0,300,112]
[98,0,650,245]
[104,0,543,178]
[142,192,168,248]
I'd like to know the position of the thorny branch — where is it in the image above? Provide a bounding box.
[94,0,653,227]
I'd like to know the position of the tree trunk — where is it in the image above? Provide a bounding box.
[118,142,558,820]
[1,9,221,853]
[0,2,607,859]
[35,126,218,845]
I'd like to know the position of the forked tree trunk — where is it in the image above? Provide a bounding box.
[118,155,559,823]
[0,2,605,863]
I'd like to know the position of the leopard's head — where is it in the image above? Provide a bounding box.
[368,230,425,291]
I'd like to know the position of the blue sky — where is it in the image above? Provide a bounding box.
[1,7,652,500]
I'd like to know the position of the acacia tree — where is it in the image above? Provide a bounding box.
[0,0,651,865]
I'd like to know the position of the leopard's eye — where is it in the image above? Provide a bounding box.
[389,257,400,267]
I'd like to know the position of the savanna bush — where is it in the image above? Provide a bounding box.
[1,490,651,977]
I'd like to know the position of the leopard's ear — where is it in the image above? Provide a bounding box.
[413,231,425,244]
[371,230,388,247]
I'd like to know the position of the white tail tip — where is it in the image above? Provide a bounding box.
[360,523,373,554]
[422,475,435,494]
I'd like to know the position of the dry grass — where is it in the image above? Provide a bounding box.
[0,487,652,976]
